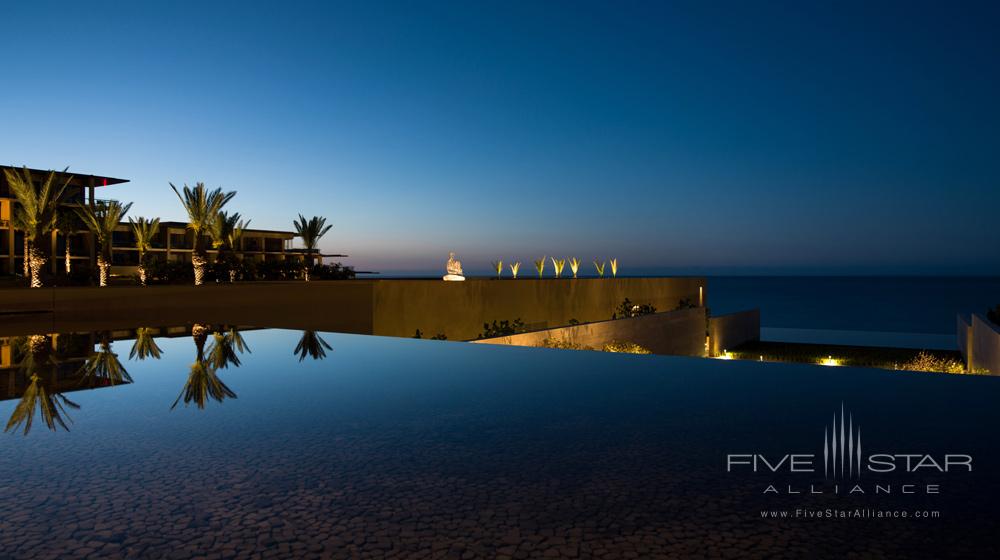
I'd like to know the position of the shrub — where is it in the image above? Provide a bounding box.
[478,318,527,339]
[899,351,966,374]
[602,340,652,354]
[536,338,591,350]
[612,298,656,319]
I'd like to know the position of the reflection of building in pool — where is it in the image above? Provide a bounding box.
[0,333,129,402]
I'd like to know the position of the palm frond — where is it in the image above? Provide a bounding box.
[294,331,333,361]
[130,327,164,360]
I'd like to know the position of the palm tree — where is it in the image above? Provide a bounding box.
[11,207,30,278]
[3,167,72,287]
[76,200,132,287]
[170,183,236,286]
[55,211,81,276]
[130,327,164,360]
[79,332,132,386]
[292,214,332,281]
[172,323,237,409]
[129,216,160,286]
[207,327,251,369]
[294,331,333,361]
[209,211,249,283]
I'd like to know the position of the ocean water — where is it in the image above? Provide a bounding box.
[708,276,1000,348]
[1,326,998,558]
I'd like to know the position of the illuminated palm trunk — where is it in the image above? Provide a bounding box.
[229,269,237,283]
[97,255,109,287]
[138,265,148,287]
[22,238,29,276]
[65,246,72,275]
[27,246,46,288]
[192,253,207,286]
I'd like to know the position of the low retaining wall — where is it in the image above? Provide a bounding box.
[966,314,1000,375]
[0,277,705,341]
[471,306,707,356]
[708,309,760,357]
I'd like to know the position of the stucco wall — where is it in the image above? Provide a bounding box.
[471,306,707,356]
[969,314,1000,375]
[0,277,704,340]
[708,309,760,357]
[373,277,704,340]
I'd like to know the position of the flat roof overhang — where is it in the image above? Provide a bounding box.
[0,165,129,187]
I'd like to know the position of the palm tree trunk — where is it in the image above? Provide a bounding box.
[138,265,147,287]
[97,255,109,287]
[65,245,72,275]
[229,269,237,283]
[192,253,207,286]
[28,245,46,288]
[22,238,29,277]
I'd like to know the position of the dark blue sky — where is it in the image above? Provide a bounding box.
[3,1,998,274]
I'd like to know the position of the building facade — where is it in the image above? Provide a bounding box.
[1,165,300,278]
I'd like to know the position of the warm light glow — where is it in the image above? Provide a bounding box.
[820,355,840,367]
[716,349,733,360]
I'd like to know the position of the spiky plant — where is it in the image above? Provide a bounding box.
[207,327,251,369]
[55,211,81,276]
[76,200,132,287]
[551,257,566,278]
[492,260,503,278]
[610,258,619,278]
[226,216,249,281]
[569,257,581,278]
[534,257,546,278]
[80,333,132,386]
[3,167,72,287]
[292,214,332,281]
[129,216,160,286]
[594,260,606,277]
[509,261,521,279]
[170,182,236,286]
[294,331,333,361]
[129,327,164,360]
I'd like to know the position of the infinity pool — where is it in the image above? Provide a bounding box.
[1,326,997,558]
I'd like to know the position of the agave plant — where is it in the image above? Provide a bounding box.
[551,257,566,278]
[534,257,546,278]
[171,183,236,286]
[76,200,133,287]
[568,257,581,278]
[3,167,72,287]
[294,331,333,361]
[130,216,160,286]
[594,260,606,277]
[129,327,164,360]
[80,332,132,386]
[509,261,521,279]
[172,323,237,409]
[292,214,332,282]
[610,258,619,278]
[491,260,503,278]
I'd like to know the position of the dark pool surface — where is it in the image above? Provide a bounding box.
[1,326,998,559]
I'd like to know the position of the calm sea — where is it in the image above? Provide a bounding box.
[708,276,1000,348]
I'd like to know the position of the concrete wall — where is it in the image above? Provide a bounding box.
[707,309,760,357]
[471,306,707,357]
[968,314,1000,375]
[0,277,704,341]
[957,314,972,365]
[373,277,704,340]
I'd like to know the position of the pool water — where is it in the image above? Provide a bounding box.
[1,326,998,558]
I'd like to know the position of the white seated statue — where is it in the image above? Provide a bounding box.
[443,252,466,281]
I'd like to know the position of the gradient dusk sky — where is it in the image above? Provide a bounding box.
[3,1,999,275]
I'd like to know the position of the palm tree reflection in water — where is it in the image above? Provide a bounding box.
[4,335,80,435]
[172,324,246,410]
[294,331,333,361]
[130,327,164,361]
[80,332,132,386]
